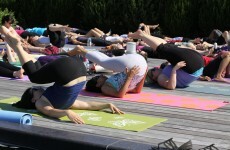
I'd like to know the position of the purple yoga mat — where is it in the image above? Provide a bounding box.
[212,78,230,84]
[0,75,29,81]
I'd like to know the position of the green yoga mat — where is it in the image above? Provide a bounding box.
[0,97,167,132]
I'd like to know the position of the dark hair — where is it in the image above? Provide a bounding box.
[85,76,102,93]
[27,35,36,46]
[160,61,169,69]
[112,49,125,56]
[1,15,15,25]
[2,53,8,63]
[12,87,36,109]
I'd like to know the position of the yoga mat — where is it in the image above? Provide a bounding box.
[147,82,230,96]
[0,110,32,125]
[177,82,230,96]
[212,78,230,84]
[0,75,29,81]
[0,97,167,132]
[80,91,228,111]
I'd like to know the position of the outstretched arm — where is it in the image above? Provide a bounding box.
[35,97,85,124]
[70,100,124,114]
[5,43,17,63]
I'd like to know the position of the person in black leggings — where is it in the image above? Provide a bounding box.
[0,25,123,124]
[201,52,230,83]
[0,61,24,78]
[129,30,204,89]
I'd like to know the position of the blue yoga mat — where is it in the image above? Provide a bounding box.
[177,83,230,96]
[0,110,33,125]
[148,82,230,96]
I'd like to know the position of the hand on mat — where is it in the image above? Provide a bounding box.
[66,110,85,124]
[126,66,140,79]
[109,103,124,115]
[174,61,186,70]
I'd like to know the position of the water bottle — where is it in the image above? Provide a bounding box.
[83,57,90,71]
[87,38,92,47]
[213,42,218,53]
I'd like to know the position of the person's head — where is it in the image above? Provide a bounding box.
[111,49,125,56]
[85,75,108,93]
[27,35,38,45]
[12,87,45,109]
[146,67,162,83]
[110,43,124,50]
[1,15,15,28]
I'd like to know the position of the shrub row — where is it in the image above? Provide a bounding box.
[1,0,230,37]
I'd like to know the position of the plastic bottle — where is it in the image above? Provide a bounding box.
[83,57,90,71]
[87,38,92,47]
[214,42,218,49]
[213,42,218,53]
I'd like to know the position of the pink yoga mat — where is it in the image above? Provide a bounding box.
[0,75,29,81]
[80,91,228,111]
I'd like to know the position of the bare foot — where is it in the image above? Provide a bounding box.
[13,69,24,79]
[213,77,230,83]
[128,30,145,39]
[106,29,111,36]
[148,24,159,30]
[0,26,21,49]
[222,31,230,46]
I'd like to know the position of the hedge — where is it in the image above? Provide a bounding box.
[0,0,230,37]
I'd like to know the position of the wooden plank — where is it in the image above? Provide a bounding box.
[0,57,229,149]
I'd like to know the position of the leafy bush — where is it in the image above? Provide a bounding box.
[0,8,17,26]
[1,0,230,37]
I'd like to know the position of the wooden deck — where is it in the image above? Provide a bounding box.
[0,58,229,150]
